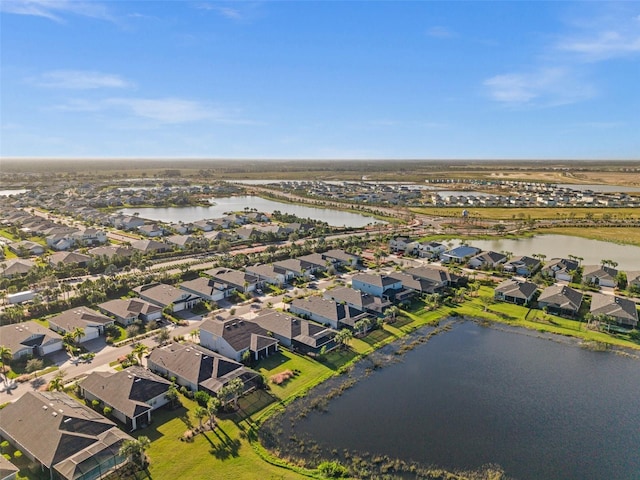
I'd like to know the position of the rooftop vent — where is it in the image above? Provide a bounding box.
[42,405,48,410]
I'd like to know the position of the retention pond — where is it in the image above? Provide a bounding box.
[262,321,640,479]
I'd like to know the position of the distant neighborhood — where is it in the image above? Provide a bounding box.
[0,180,639,480]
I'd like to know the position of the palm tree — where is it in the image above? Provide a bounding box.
[119,436,151,470]
[383,306,399,322]
[334,329,353,351]
[0,346,12,388]
[131,343,149,365]
[71,327,85,345]
[48,373,65,392]
[207,396,221,427]
[194,406,207,430]
[224,377,244,409]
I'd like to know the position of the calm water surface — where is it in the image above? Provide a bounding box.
[293,323,640,479]
[120,195,382,227]
[469,235,640,269]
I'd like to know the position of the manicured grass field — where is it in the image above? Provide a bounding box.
[539,227,640,246]
[411,206,639,221]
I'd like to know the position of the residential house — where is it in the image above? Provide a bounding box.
[468,251,507,269]
[0,259,35,278]
[504,256,542,277]
[289,296,369,329]
[0,455,19,480]
[626,271,640,290]
[0,321,63,359]
[351,273,406,300]
[414,241,447,259]
[297,253,329,273]
[199,318,278,362]
[582,265,618,288]
[148,342,258,395]
[387,271,440,295]
[254,310,336,354]
[0,391,133,480]
[48,307,115,342]
[180,277,231,303]
[45,234,74,251]
[272,259,312,281]
[88,245,134,260]
[130,239,170,254]
[133,283,201,313]
[405,265,464,291]
[440,245,481,264]
[7,240,45,256]
[79,366,171,431]
[322,249,359,268]
[138,224,165,237]
[166,235,203,249]
[494,279,538,306]
[48,251,92,268]
[71,228,107,246]
[204,267,259,294]
[111,215,145,230]
[589,293,638,328]
[542,258,579,282]
[537,285,583,317]
[98,298,163,326]
[389,236,410,253]
[245,264,287,286]
[324,286,391,315]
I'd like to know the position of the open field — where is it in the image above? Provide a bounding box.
[411,206,640,221]
[540,227,640,246]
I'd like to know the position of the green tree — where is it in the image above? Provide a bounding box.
[118,436,151,470]
[131,342,149,365]
[48,370,66,392]
[25,358,44,377]
[334,329,353,350]
[194,406,207,429]
[207,396,221,427]
[165,385,180,408]
[0,346,12,388]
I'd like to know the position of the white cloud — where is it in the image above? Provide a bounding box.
[557,30,640,61]
[55,96,255,125]
[426,26,456,39]
[34,70,132,89]
[0,0,113,23]
[484,67,595,107]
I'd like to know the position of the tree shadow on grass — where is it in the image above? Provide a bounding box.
[204,430,241,460]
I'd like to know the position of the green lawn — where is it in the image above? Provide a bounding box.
[137,396,313,480]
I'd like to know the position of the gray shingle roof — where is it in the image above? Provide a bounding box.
[200,318,277,352]
[98,298,162,320]
[49,307,114,332]
[80,366,171,419]
[0,321,62,355]
[538,285,583,312]
[0,391,132,479]
[494,279,538,300]
[590,293,638,325]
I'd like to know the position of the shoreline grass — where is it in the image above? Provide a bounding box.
[411,206,639,221]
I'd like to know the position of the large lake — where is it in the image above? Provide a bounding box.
[120,195,382,227]
[289,322,640,479]
[469,234,640,269]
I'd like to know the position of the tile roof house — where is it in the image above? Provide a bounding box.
[272,259,312,280]
[0,259,35,278]
[79,366,172,431]
[324,286,391,315]
[7,240,45,256]
[253,310,336,354]
[542,258,580,282]
[98,298,163,326]
[199,318,278,362]
[504,256,542,277]
[537,285,584,317]
[0,321,63,359]
[0,455,19,480]
[245,264,287,286]
[296,253,329,272]
[204,267,260,294]
[180,277,231,302]
[0,391,133,480]
[468,251,507,269]
[289,296,369,329]
[589,293,638,328]
[582,265,618,288]
[405,265,464,290]
[351,273,403,299]
[133,283,201,313]
[49,307,115,342]
[48,251,92,268]
[321,249,359,267]
[148,342,258,396]
[440,245,481,264]
[88,245,134,259]
[494,279,538,306]
[130,239,170,254]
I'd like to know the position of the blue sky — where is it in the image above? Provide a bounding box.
[1,1,639,159]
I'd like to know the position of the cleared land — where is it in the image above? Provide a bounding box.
[411,206,639,221]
